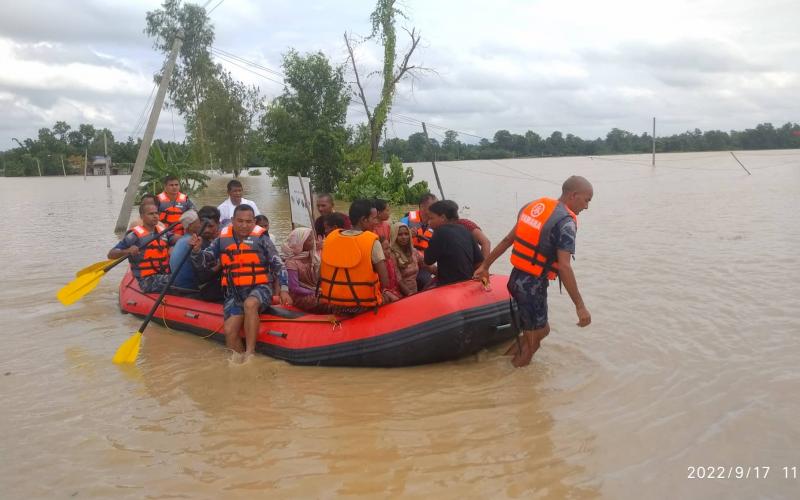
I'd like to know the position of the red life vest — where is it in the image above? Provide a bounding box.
[130,223,170,279]
[157,191,189,236]
[510,198,577,280]
[317,230,382,308]
[218,225,269,288]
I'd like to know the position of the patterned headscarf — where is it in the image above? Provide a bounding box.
[389,222,413,268]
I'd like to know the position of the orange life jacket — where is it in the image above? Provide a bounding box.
[130,223,170,279]
[157,191,189,236]
[218,225,270,288]
[317,229,383,308]
[405,210,433,254]
[510,197,577,280]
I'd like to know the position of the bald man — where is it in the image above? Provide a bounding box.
[474,175,593,367]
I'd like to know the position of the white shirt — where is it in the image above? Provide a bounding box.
[218,197,261,226]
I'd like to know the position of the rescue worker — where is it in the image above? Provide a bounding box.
[108,202,172,293]
[317,199,393,314]
[190,204,291,359]
[157,175,195,236]
[474,175,593,367]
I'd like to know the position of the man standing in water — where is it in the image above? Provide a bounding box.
[474,175,593,367]
[218,179,260,227]
[190,205,291,361]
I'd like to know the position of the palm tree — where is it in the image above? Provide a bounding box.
[138,144,210,198]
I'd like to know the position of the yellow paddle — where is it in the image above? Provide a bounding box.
[57,222,179,306]
[76,258,121,277]
[114,221,208,364]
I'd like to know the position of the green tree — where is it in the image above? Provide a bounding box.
[193,70,261,176]
[258,50,350,192]
[337,155,428,203]
[345,0,427,162]
[146,0,216,166]
[138,144,209,197]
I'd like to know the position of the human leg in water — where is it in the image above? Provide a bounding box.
[223,314,245,353]
[512,324,550,367]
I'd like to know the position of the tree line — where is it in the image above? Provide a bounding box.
[385,122,800,163]
[2,0,799,201]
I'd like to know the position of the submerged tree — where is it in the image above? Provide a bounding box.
[258,50,350,192]
[145,0,216,167]
[345,0,428,163]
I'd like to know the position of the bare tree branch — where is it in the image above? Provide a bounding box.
[344,32,372,125]
[392,27,422,86]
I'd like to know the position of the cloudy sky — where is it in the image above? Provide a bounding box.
[1,0,798,149]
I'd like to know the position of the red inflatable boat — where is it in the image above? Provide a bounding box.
[118,272,519,367]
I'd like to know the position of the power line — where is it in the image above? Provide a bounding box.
[211,51,285,86]
[207,0,225,14]
[129,83,157,138]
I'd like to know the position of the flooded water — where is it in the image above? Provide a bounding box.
[1,150,799,498]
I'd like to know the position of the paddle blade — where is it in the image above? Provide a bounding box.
[57,271,103,306]
[113,332,142,364]
[76,259,116,277]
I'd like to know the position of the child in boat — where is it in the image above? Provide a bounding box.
[322,212,347,236]
[255,214,270,238]
[389,222,422,296]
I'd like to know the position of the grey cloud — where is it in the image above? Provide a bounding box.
[0,1,148,45]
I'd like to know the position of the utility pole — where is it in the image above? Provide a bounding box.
[652,117,656,166]
[104,132,111,187]
[84,149,88,180]
[60,155,66,176]
[34,158,42,176]
[114,32,184,233]
[421,122,445,199]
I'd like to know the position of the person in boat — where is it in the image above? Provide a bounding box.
[168,210,204,293]
[424,200,484,287]
[453,210,492,260]
[322,212,347,237]
[281,227,320,311]
[317,199,394,314]
[128,193,158,229]
[157,176,195,236]
[314,193,351,237]
[194,206,224,302]
[388,222,422,297]
[373,198,391,240]
[108,202,172,293]
[190,204,291,358]
[401,192,437,289]
[379,236,403,302]
[218,179,260,227]
[473,175,593,367]
[255,215,270,237]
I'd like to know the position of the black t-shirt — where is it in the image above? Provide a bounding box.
[424,223,484,285]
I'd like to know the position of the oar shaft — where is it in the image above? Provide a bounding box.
[104,220,181,273]
[137,222,208,334]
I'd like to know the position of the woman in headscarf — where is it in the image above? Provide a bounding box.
[389,222,422,296]
[281,227,320,311]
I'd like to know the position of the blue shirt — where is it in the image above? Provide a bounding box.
[170,235,198,290]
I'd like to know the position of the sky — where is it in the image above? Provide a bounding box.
[1,0,799,149]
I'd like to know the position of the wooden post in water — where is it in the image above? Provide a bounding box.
[652,117,656,166]
[421,122,445,199]
[114,32,184,233]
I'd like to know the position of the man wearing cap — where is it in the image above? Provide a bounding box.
[169,209,204,292]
